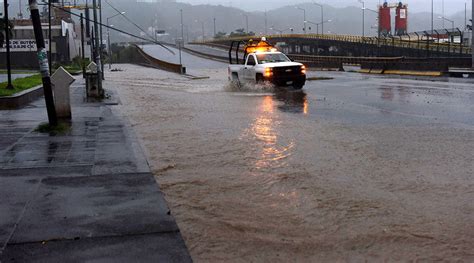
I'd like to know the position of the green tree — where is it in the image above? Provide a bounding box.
[214,31,227,39]
[0,18,14,48]
[229,28,255,37]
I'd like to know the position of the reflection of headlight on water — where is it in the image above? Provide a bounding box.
[249,96,295,169]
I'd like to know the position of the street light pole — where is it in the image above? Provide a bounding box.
[107,24,112,70]
[213,17,216,37]
[472,0,474,68]
[439,16,455,32]
[313,2,324,35]
[242,13,249,33]
[201,21,204,39]
[106,12,124,70]
[296,7,306,33]
[363,7,378,37]
[358,0,365,37]
[3,0,13,89]
[270,27,293,36]
[306,20,331,35]
[264,10,267,35]
[442,0,445,28]
[431,0,434,34]
[465,2,467,31]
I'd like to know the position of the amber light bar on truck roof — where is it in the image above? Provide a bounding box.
[244,37,278,54]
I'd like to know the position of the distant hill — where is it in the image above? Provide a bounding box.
[3,0,471,43]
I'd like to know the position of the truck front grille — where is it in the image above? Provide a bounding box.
[273,66,302,76]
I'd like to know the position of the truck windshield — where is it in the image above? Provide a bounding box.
[256,53,290,64]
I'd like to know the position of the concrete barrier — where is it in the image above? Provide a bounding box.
[113,44,185,74]
[133,45,184,74]
[0,85,44,110]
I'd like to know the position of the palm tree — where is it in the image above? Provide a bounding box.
[0,19,14,48]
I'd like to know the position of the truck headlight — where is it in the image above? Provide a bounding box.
[264,67,273,77]
[301,65,306,74]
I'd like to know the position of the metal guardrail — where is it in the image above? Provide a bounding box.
[185,42,471,72]
[197,34,472,55]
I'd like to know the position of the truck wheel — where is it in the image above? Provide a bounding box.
[256,74,265,84]
[293,82,305,90]
[232,73,241,88]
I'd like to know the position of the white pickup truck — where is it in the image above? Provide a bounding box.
[228,38,307,89]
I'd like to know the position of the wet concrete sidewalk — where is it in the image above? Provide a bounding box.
[0,79,192,262]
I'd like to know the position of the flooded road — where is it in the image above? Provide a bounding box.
[106,46,474,262]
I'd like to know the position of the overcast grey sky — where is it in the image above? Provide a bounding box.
[178,0,470,14]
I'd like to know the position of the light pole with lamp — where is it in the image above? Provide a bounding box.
[313,2,324,35]
[305,19,332,35]
[362,7,379,37]
[213,17,216,37]
[358,0,365,37]
[270,26,293,36]
[242,13,249,33]
[431,0,434,34]
[438,16,455,43]
[438,16,455,32]
[106,11,125,70]
[195,19,204,40]
[295,6,307,33]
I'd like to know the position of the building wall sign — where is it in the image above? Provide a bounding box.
[0,39,50,52]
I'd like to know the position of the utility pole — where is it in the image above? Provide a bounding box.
[179,9,183,73]
[3,0,13,89]
[48,0,52,73]
[472,0,474,68]
[81,13,86,76]
[99,0,104,78]
[92,0,102,93]
[28,0,58,126]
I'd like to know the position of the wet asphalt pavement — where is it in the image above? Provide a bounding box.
[0,79,191,262]
[108,46,474,262]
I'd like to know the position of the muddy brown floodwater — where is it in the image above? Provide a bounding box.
[107,63,474,262]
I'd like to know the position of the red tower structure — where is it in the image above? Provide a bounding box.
[379,2,391,37]
[377,1,408,37]
[395,2,408,36]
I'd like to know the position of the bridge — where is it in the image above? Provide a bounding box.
[189,33,473,74]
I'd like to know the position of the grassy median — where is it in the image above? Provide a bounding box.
[0,74,43,97]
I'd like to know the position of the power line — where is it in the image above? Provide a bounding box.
[50,4,174,54]
[103,0,156,43]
